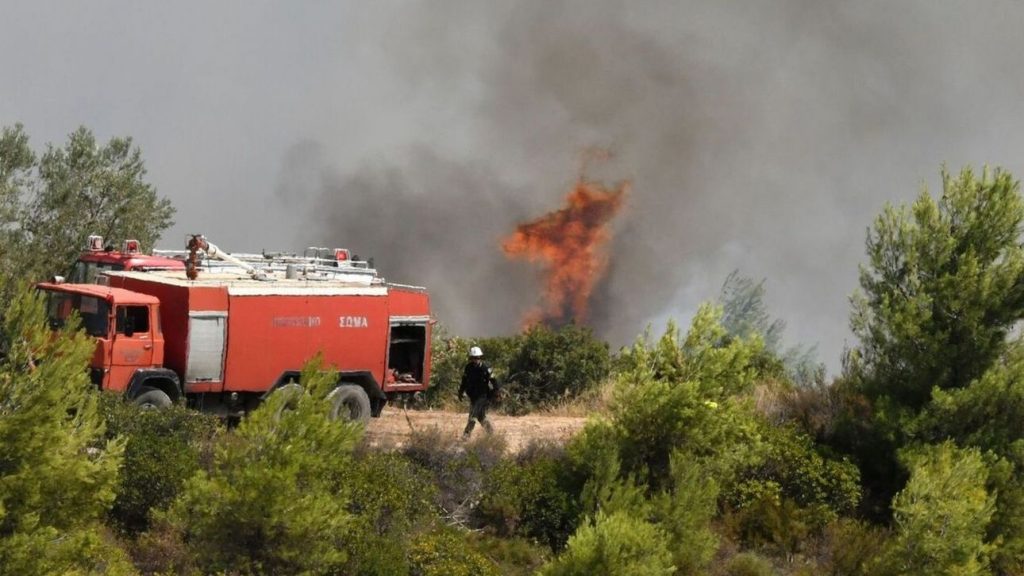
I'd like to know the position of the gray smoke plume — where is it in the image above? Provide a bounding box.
[285,1,1024,369]
[280,143,537,331]
[290,1,737,344]
[6,1,1024,370]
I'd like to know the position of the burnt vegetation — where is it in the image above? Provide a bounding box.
[4,126,1024,574]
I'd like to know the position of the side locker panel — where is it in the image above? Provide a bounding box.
[186,312,227,387]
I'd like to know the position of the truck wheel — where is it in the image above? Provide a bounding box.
[271,382,303,420]
[328,384,371,424]
[133,386,172,410]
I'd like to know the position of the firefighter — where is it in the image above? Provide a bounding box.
[458,345,499,438]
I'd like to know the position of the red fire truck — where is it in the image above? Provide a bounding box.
[38,245,431,422]
[68,235,186,283]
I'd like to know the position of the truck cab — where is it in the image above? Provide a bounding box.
[69,235,185,284]
[36,282,179,407]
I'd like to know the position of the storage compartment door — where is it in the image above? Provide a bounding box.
[186,312,227,385]
[387,316,429,388]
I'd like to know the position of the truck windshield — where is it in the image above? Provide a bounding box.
[44,291,110,337]
[69,261,125,284]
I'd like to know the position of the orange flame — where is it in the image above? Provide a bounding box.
[503,177,629,327]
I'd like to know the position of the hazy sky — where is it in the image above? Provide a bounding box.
[4,1,1024,371]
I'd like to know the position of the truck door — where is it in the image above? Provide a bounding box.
[110,304,156,391]
[386,316,429,390]
[45,291,113,388]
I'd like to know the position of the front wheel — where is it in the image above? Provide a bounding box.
[327,384,371,424]
[133,386,172,410]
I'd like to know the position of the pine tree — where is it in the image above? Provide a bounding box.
[167,359,362,574]
[877,442,994,576]
[911,340,1024,573]
[850,167,1024,411]
[843,166,1024,514]
[0,283,131,574]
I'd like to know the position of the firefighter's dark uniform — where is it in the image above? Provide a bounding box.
[459,360,498,437]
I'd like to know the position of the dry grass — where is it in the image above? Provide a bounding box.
[363,408,587,454]
[537,377,617,417]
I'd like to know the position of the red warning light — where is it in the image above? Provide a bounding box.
[334,249,349,262]
[123,240,140,254]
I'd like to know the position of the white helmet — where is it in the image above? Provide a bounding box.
[469,346,484,358]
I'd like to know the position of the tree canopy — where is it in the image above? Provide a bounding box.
[0,124,175,285]
[850,167,1024,411]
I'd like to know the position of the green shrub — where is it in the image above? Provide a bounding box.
[980,454,1024,576]
[0,526,137,576]
[610,373,761,489]
[408,528,500,576]
[564,441,719,574]
[402,426,507,529]
[427,327,521,409]
[723,552,776,576]
[339,452,438,576]
[655,454,720,574]
[714,423,860,558]
[723,497,818,559]
[468,533,550,576]
[101,397,221,533]
[910,347,1024,572]
[501,324,609,414]
[475,334,522,376]
[622,345,862,557]
[540,511,675,576]
[564,418,650,519]
[876,442,995,576]
[166,361,362,575]
[608,306,767,488]
[724,423,861,531]
[478,444,582,550]
[426,323,469,408]
[820,518,887,576]
[430,324,609,414]
[129,517,196,575]
[615,306,764,399]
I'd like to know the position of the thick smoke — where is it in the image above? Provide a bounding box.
[277,1,1024,365]
[7,1,1024,368]
[279,144,538,332]
[290,1,731,343]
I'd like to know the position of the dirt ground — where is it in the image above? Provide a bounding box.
[363,408,590,453]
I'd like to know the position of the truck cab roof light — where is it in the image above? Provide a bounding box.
[87,235,104,251]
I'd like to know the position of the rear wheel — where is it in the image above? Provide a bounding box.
[271,382,303,420]
[328,384,371,424]
[133,386,172,410]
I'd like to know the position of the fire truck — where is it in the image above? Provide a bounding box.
[38,236,431,422]
[70,234,379,284]
[68,235,186,283]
